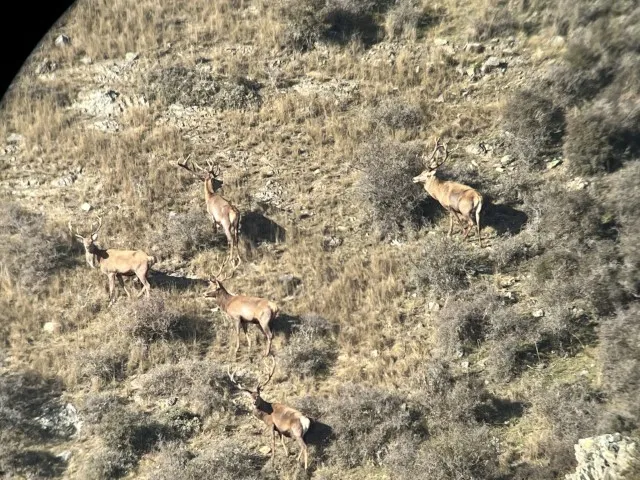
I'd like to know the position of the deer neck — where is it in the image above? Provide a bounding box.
[215,286,233,310]
[254,397,274,418]
[424,175,442,197]
[87,244,107,268]
[204,178,217,200]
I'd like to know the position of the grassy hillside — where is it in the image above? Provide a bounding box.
[1,0,639,478]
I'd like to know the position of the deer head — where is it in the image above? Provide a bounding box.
[177,156,224,191]
[227,356,277,406]
[69,216,103,268]
[413,137,449,184]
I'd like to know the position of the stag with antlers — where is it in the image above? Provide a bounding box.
[69,216,156,304]
[412,137,484,246]
[202,264,278,357]
[228,357,312,471]
[177,156,241,265]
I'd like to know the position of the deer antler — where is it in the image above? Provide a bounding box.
[91,216,103,237]
[68,221,83,240]
[227,365,253,393]
[177,154,205,179]
[256,356,276,393]
[424,137,449,169]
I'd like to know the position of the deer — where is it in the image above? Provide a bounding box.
[69,216,156,304]
[177,155,241,266]
[202,263,278,358]
[228,357,312,471]
[412,137,484,247]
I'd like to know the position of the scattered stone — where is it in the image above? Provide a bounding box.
[57,451,72,462]
[464,43,485,53]
[80,202,92,212]
[567,177,589,190]
[461,360,470,369]
[565,434,638,480]
[428,302,440,312]
[434,38,449,46]
[322,235,343,251]
[7,133,24,145]
[551,36,566,48]
[36,59,58,75]
[532,309,545,318]
[547,159,563,169]
[279,274,302,295]
[259,446,272,456]
[466,66,478,77]
[125,52,139,62]
[43,321,62,334]
[435,93,445,103]
[55,174,76,187]
[54,34,71,47]
[260,167,274,178]
[482,56,507,74]
[495,166,505,173]
[80,56,92,65]
[499,276,516,288]
[500,155,514,166]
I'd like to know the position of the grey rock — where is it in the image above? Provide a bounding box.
[532,309,545,318]
[464,43,485,53]
[482,56,507,74]
[279,274,302,295]
[565,434,638,480]
[54,34,71,47]
[547,159,563,169]
[500,155,514,166]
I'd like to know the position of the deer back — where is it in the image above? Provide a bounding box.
[99,249,153,274]
[226,295,272,321]
[426,177,479,214]
[270,403,311,436]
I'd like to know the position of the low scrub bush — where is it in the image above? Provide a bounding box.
[372,99,423,133]
[309,383,427,469]
[410,236,491,297]
[152,440,271,480]
[137,359,235,416]
[281,313,338,379]
[564,101,640,176]
[113,297,183,344]
[356,140,427,235]
[156,210,218,259]
[384,0,428,40]
[0,204,77,293]
[502,89,564,167]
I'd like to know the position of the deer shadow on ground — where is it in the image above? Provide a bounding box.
[240,211,286,246]
[147,270,209,292]
[304,420,334,473]
[270,313,302,341]
[474,394,528,425]
[482,201,529,237]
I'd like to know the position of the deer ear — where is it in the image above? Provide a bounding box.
[91,233,99,241]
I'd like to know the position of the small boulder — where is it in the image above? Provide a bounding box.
[481,56,507,74]
[532,309,545,318]
[259,446,272,456]
[80,202,92,212]
[43,321,62,334]
[500,155,514,166]
[464,43,485,53]
[54,34,71,47]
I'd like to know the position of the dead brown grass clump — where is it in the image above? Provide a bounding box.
[112,296,183,344]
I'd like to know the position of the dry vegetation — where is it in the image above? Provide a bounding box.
[1,0,639,478]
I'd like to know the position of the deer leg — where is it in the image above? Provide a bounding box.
[295,435,308,471]
[240,321,252,351]
[258,316,273,357]
[448,210,454,236]
[135,270,151,298]
[117,275,131,298]
[107,273,117,304]
[280,434,289,456]
[462,217,474,241]
[271,425,276,465]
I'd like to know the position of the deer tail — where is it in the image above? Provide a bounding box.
[268,301,279,319]
[475,195,483,228]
